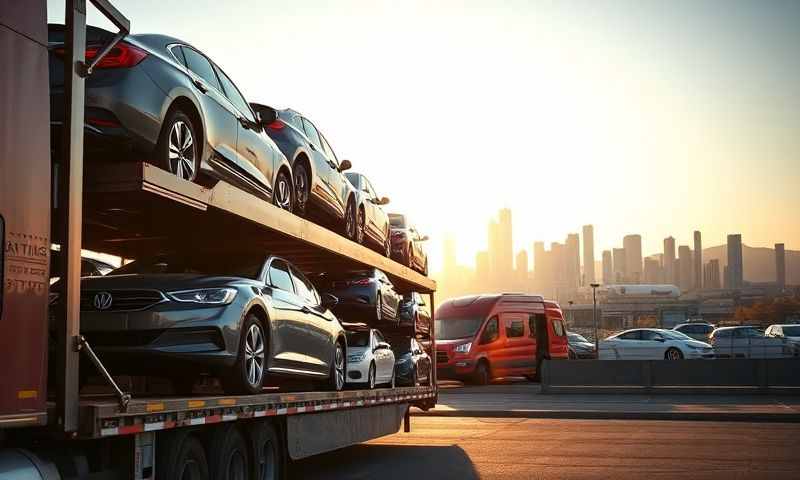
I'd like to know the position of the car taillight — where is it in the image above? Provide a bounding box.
[54,41,147,69]
[348,278,373,286]
[267,120,284,130]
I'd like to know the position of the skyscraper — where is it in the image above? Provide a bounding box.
[727,234,743,289]
[487,219,499,283]
[497,208,513,278]
[612,248,626,283]
[565,233,580,288]
[663,236,676,285]
[643,257,662,284]
[551,242,565,285]
[776,243,786,290]
[693,230,702,290]
[533,241,545,283]
[515,250,529,287]
[623,234,643,284]
[602,250,613,285]
[704,259,721,289]
[476,251,489,284]
[678,245,693,292]
[582,225,595,286]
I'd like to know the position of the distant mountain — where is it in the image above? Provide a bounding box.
[701,244,799,284]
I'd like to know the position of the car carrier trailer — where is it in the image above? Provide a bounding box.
[0,1,437,478]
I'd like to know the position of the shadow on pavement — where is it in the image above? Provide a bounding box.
[289,444,479,480]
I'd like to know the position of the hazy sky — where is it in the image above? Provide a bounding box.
[48,0,800,272]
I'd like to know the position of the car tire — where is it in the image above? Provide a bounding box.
[473,361,490,386]
[224,314,266,395]
[156,109,200,182]
[344,198,358,241]
[293,162,310,217]
[367,362,376,390]
[157,430,209,480]
[356,206,366,244]
[207,424,250,480]
[272,169,293,212]
[665,347,684,360]
[328,341,345,391]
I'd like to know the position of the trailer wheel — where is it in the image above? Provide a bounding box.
[207,424,250,480]
[246,421,284,480]
[157,430,209,480]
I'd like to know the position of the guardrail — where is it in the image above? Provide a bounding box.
[540,358,800,394]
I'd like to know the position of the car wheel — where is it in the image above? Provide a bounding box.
[665,347,684,360]
[356,206,366,244]
[328,341,345,391]
[272,169,293,212]
[368,362,376,390]
[157,109,199,182]
[293,162,310,217]
[375,293,383,322]
[344,199,358,241]
[473,361,490,386]
[224,315,266,395]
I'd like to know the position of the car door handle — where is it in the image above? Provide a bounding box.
[245,147,257,158]
[192,78,208,93]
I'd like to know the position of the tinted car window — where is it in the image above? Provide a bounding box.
[169,45,187,67]
[552,319,565,337]
[214,66,255,122]
[618,330,642,340]
[641,330,663,341]
[268,260,294,293]
[182,47,222,92]
[347,331,370,347]
[506,319,524,338]
[481,317,499,344]
[301,118,323,151]
[713,329,731,338]
[291,267,319,306]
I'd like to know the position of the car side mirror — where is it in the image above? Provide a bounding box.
[251,103,277,127]
[339,159,352,172]
[321,293,338,309]
[379,196,390,206]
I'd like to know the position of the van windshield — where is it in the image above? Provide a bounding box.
[435,318,484,341]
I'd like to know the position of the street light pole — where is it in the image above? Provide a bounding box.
[590,283,600,356]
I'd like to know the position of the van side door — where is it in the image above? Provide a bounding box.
[549,317,569,359]
[500,313,532,375]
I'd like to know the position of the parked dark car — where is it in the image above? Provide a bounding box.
[317,268,402,325]
[48,25,294,211]
[51,252,347,394]
[250,104,359,239]
[567,332,596,359]
[398,292,431,338]
[390,337,432,386]
[673,322,715,342]
[344,172,391,255]
[388,213,429,275]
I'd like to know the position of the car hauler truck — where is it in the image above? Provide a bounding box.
[0,2,436,478]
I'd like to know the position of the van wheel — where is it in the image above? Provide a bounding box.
[157,430,209,480]
[208,424,250,480]
[473,361,490,386]
[246,421,283,480]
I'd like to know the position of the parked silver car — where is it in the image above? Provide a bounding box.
[710,326,796,359]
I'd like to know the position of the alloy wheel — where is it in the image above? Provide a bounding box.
[274,173,292,211]
[294,165,308,215]
[345,201,357,240]
[368,363,376,390]
[334,344,345,390]
[376,294,383,322]
[357,208,366,244]
[168,120,196,180]
[244,324,265,388]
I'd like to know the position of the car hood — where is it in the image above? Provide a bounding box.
[572,342,595,350]
[435,338,473,347]
[686,339,712,348]
[78,273,252,291]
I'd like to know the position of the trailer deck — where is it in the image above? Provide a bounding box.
[81,162,435,294]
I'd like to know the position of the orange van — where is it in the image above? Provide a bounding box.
[435,294,568,384]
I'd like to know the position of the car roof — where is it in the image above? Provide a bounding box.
[713,325,757,331]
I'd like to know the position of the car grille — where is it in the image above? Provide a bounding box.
[80,290,167,312]
[436,350,449,363]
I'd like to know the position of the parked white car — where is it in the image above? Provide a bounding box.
[345,328,395,389]
[711,326,797,359]
[765,324,800,354]
[599,328,714,360]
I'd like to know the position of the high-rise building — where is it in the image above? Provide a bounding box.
[582,225,595,286]
[723,265,730,289]
[693,230,702,290]
[515,250,528,287]
[643,257,662,284]
[776,243,786,290]
[497,208,513,278]
[565,233,580,288]
[487,219,499,283]
[612,248,626,283]
[551,242,565,285]
[704,259,721,289]
[476,251,489,284]
[663,236,676,285]
[602,250,613,285]
[678,245,693,292]
[533,241,545,283]
[727,234,743,289]
[623,235,643,284]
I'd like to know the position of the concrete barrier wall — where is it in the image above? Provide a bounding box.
[541,359,800,394]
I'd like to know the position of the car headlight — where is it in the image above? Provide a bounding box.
[454,342,472,353]
[348,353,366,363]
[168,288,237,305]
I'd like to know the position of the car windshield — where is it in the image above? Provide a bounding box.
[346,331,370,347]
[435,318,484,341]
[781,326,800,336]
[389,215,406,228]
[110,253,263,279]
[568,333,589,343]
